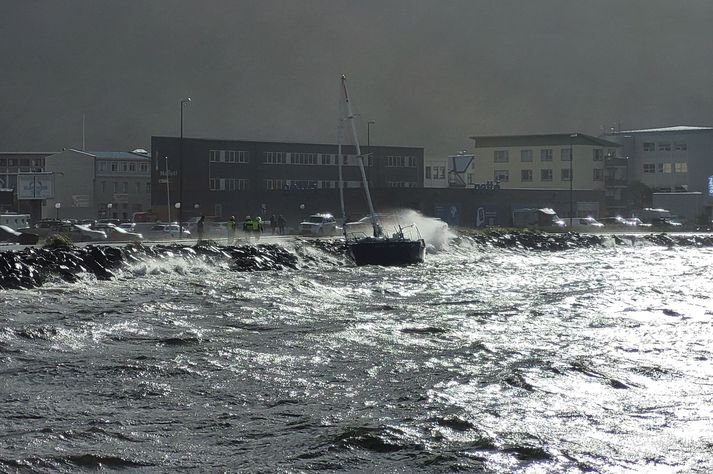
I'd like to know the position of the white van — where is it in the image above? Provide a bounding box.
[0,214,30,230]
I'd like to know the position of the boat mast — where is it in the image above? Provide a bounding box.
[337,119,347,232]
[340,75,381,237]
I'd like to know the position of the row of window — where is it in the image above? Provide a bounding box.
[494,148,610,163]
[209,178,249,191]
[494,168,604,182]
[209,150,249,163]
[387,181,418,188]
[97,161,150,173]
[642,162,688,173]
[99,181,151,193]
[643,142,687,152]
[0,159,43,167]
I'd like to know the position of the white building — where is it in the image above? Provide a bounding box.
[43,149,151,221]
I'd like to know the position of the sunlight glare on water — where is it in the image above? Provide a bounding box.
[0,241,712,472]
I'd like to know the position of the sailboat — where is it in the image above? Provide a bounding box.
[338,75,426,266]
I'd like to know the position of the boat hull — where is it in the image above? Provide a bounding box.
[348,238,426,266]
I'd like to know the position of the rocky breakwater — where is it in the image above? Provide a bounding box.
[457,228,713,250]
[0,242,298,290]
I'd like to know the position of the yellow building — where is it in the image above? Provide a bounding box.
[470,133,620,192]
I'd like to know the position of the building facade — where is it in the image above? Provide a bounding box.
[150,137,424,221]
[469,133,621,217]
[602,126,713,221]
[43,149,151,220]
[0,152,53,218]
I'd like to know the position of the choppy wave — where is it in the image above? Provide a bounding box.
[1,234,712,472]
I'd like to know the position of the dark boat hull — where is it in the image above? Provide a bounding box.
[348,238,426,266]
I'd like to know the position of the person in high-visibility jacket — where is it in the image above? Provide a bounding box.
[253,216,263,240]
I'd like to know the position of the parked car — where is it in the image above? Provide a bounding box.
[561,217,605,230]
[299,213,339,236]
[599,216,633,228]
[20,222,107,242]
[0,225,40,245]
[651,217,683,229]
[119,222,136,231]
[625,217,652,228]
[91,222,143,242]
[142,223,191,239]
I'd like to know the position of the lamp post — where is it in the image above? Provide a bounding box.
[569,133,578,218]
[179,97,191,237]
[54,202,61,219]
[367,120,375,187]
[164,156,171,223]
[107,202,113,219]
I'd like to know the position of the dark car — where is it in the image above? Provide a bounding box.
[650,217,683,228]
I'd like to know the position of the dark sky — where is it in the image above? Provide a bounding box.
[2,0,713,156]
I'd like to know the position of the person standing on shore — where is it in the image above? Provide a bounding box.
[196,215,205,241]
[269,214,277,235]
[277,214,286,235]
[227,216,237,244]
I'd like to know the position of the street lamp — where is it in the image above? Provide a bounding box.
[569,133,578,218]
[164,156,171,223]
[54,202,61,219]
[107,202,113,219]
[179,97,191,237]
[366,120,375,186]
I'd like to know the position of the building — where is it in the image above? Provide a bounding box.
[150,136,424,222]
[43,149,151,221]
[0,152,54,218]
[469,133,622,217]
[603,126,713,222]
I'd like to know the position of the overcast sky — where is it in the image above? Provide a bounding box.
[2,0,713,156]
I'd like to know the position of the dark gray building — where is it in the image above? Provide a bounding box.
[150,136,424,222]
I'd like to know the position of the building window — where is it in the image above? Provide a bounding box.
[121,182,128,193]
[140,163,148,173]
[561,168,571,181]
[675,143,687,151]
[264,151,286,164]
[675,162,688,173]
[593,168,603,181]
[121,162,128,172]
[643,163,656,173]
[520,149,533,162]
[321,154,332,165]
[467,173,473,184]
[561,148,572,161]
[656,163,673,174]
[146,182,151,193]
[593,149,603,161]
[100,181,106,192]
[658,143,671,151]
[494,169,509,182]
[521,169,533,182]
[291,153,317,165]
[265,179,286,190]
[386,156,406,167]
[111,162,118,172]
[643,142,655,152]
[541,169,553,181]
[540,149,553,161]
[209,150,249,163]
[425,166,432,179]
[406,156,417,167]
[98,161,107,172]
[494,150,509,163]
